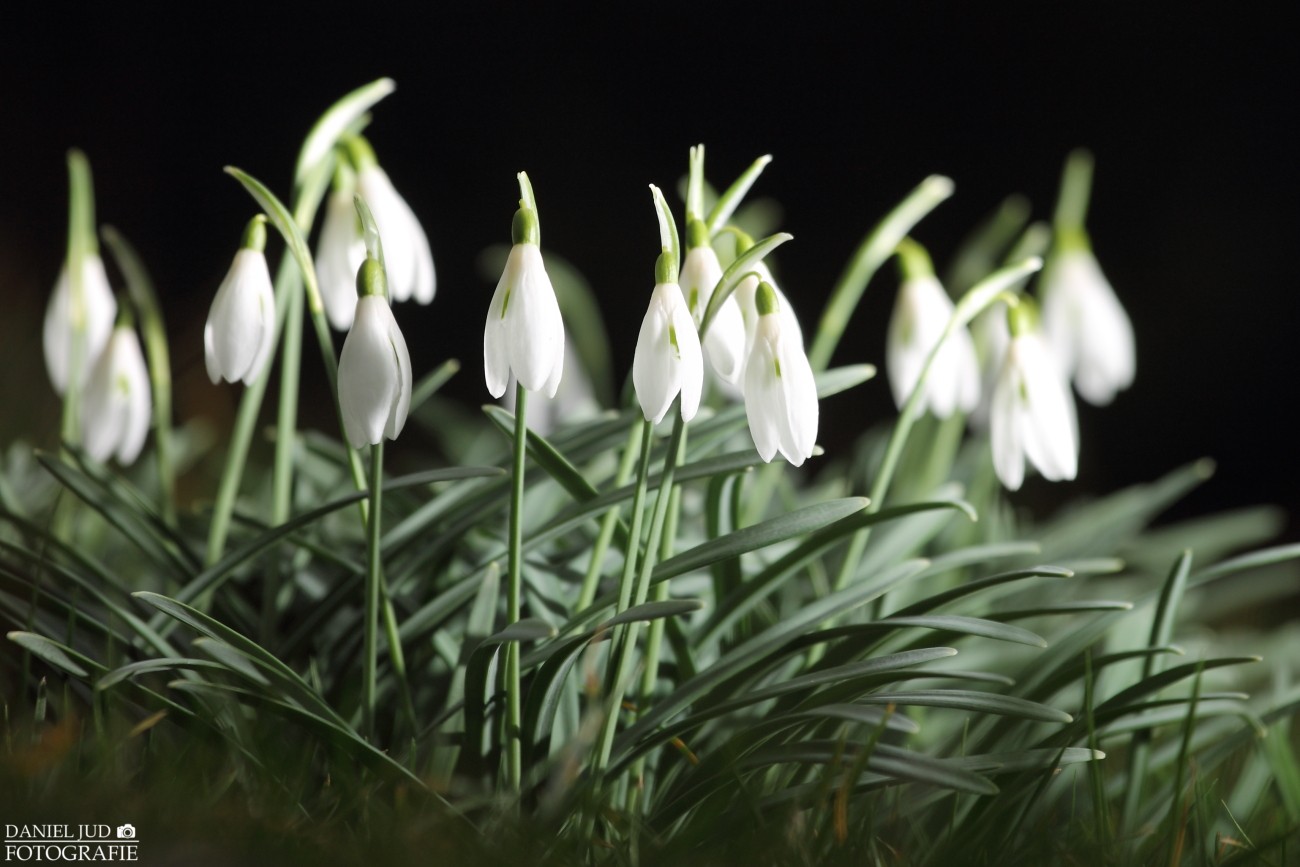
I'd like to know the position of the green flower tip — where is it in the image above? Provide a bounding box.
[1007,295,1038,336]
[655,250,677,285]
[356,255,388,300]
[512,207,540,246]
[344,135,379,172]
[731,227,755,256]
[241,215,267,252]
[686,217,709,250]
[114,294,135,329]
[895,237,934,281]
[755,281,779,316]
[1054,225,1091,253]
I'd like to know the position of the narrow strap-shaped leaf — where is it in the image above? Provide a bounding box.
[699,232,793,340]
[8,631,89,677]
[612,559,930,761]
[160,466,502,617]
[705,154,772,236]
[793,704,921,733]
[134,592,349,729]
[597,599,704,631]
[37,452,193,579]
[192,638,272,686]
[1189,542,1300,588]
[521,634,591,763]
[461,618,558,769]
[814,364,877,398]
[696,502,975,649]
[856,615,1048,647]
[294,77,395,185]
[852,690,1072,724]
[984,601,1133,621]
[1027,646,1185,704]
[738,740,999,796]
[652,498,869,585]
[96,657,228,690]
[887,565,1075,619]
[168,679,424,787]
[945,747,1104,775]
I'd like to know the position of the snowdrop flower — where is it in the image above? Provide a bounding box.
[484,203,565,398]
[43,252,117,395]
[338,256,413,448]
[681,219,745,384]
[990,298,1078,491]
[885,239,979,419]
[316,167,367,330]
[967,300,1010,430]
[743,281,818,466]
[633,251,703,424]
[204,217,276,386]
[349,136,435,305]
[1039,237,1135,406]
[81,309,151,466]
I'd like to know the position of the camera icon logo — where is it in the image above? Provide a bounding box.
[116,824,136,839]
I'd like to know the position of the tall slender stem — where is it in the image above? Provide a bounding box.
[505,381,528,790]
[363,441,384,739]
[576,421,643,612]
[262,273,304,647]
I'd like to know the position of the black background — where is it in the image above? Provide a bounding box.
[0,3,1294,529]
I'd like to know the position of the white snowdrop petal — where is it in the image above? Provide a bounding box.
[203,321,221,385]
[1019,337,1078,481]
[116,332,153,465]
[410,209,436,305]
[81,351,126,463]
[384,309,413,441]
[989,353,1026,491]
[672,298,704,422]
[633,295,677,425]
[483,270,512,399]
[43,256,118,395]
[339,296,401,448]
[703,297,746,384]
[317,191,366,331]
[504,246,562,393]
[544,315,565,399]
[742,319,785,463]
[1042,249,1135,406]
[358,168,415,303]
[779,338,819,463]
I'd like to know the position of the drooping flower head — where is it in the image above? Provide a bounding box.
[81,302,151,466]
[316,163,368,330]
[885,238,979,419]
[681,218,745,385]
[204,216,276,386]
[338,254,413,448]
[484,174,566,398]
[44,149,116,396]
[1039,149,1135,406]
[990,297,1078,491]
[633,245,703,425]
[347,135,435,306]
[742,281,818,466]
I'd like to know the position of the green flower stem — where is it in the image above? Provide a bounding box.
[261,272,304,647]
[591,417,655,776]
[808,175,954,372]
[595,411,685,780]
[1053,148,1094,234]
[362,441,384,738]
[100,226,176,528]
[505,381,528,791]
[628,422,687,811]
[576,421,644,613]
[60,150,97,448]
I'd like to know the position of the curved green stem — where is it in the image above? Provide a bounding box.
[576,421,643,612]
[505,381,528,790]
[363,441,384,738]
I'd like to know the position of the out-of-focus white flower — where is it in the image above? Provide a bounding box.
[316,172,367,330]
[1040,243,1135,406]
[484,205,565,398]
[43,253,117,395]
[338,257,412,448]
[967,300,1011,430]
[885,241,979,419]
[204,217,276,386]
[990,298,1078,491]
[743,281,818,466]
[350,137,435,306]
[681,220,745,385]
[633,251,703,424]
[81,320,151,466]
